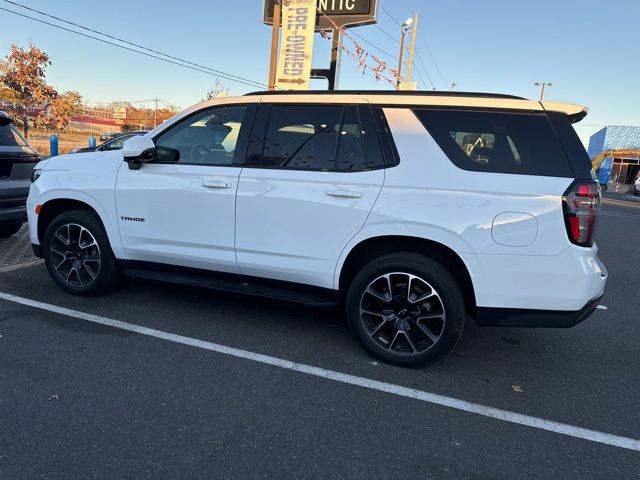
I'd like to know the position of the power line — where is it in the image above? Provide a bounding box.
[380,5,402,26]
[0,2,266,89]
[2,0,264,88]
[413,49,436,90]
[412,64,428,90]
[417,29,448,88]
[399,0,415,16]
[381,0,448,88]
[348,29,399,61]
[374,25,400,45]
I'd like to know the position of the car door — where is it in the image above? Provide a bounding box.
[116,103,256,273]
[235,102,385,288]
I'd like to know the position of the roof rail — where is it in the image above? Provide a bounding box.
[243,90,527,100]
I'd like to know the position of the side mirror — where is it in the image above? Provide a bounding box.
[122,135,156,170]
[155,146,180,163]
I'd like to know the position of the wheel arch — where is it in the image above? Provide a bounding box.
[338,235,478,320]
[38,198,104,244]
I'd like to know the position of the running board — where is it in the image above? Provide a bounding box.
[121,263,340,308]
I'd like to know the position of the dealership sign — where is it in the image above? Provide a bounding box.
[264,0,378,30]
[275,0,317,90]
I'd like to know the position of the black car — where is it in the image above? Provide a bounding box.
[0,112,40,237]
[99,131,120,142]
[72,131,149,154]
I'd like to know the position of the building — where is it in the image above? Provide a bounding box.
[588,126,640,186]
[70,106,123,133]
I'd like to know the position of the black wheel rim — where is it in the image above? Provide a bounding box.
[50,223,101,287]
[360,272,446,355]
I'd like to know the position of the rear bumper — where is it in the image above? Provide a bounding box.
[0,205,27,225]
[0,180,29,225]
[462,247,607,312]
[476,295,602,328]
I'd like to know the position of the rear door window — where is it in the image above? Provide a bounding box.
[246,104,384,172]
[414,109,574,177]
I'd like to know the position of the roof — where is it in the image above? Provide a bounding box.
[244,91,587,122]
[245,90,527,100]
[587,125,640,159]
[147,91,588,137]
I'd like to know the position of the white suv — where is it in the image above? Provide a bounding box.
[27,91,607,366]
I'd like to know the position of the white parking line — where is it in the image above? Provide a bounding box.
[1,290,638,452]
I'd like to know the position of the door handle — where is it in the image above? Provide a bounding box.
[325,189,363,199]
[203,180,232,189]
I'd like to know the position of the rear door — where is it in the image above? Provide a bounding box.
[235,102,385,288]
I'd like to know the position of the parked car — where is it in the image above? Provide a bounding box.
[27,91,607,366]
[99,132,120,142]
[0,111,40,237]
[71,131,149,154]
[634,175,640,196]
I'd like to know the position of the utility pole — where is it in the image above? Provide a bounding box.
[154,98,158,128]
[268,0,281,91]
[396,17,414,89]
[534,82,552,101]
[405,14,419,85]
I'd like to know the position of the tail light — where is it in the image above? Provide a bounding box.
[562,180,600,247]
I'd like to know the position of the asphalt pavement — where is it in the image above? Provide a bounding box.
[0,193,639,479]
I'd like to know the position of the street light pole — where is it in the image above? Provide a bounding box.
[534,81,552,101]
[396,17,414,90]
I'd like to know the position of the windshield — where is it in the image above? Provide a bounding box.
[0,123,29,147]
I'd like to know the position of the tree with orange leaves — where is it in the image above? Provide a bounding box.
[0,43,58,137]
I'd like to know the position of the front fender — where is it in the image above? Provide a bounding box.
[27,186,127,260]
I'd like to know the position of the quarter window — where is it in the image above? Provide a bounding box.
[414,109,574,177]
[155,105,248,165]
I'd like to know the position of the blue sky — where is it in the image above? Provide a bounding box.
[1,0,639,145]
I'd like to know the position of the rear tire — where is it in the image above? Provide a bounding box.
[43,209,121,296]
[346,253,466,367]
[0,222,23,238]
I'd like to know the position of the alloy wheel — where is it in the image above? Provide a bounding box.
[50,223,101,287]
[359,272,446,355]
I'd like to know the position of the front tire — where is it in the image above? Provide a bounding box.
[346,253,466,367]
[43,210,121,296]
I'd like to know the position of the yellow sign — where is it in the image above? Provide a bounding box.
[398,81,418,91]
[276,0,317,90]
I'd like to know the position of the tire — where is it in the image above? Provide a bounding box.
[43,209,121,296]
[0,222,23,238]
[346,253,466,367]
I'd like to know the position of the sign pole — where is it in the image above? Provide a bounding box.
[268,0,281,91]
[327,29,342,90]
